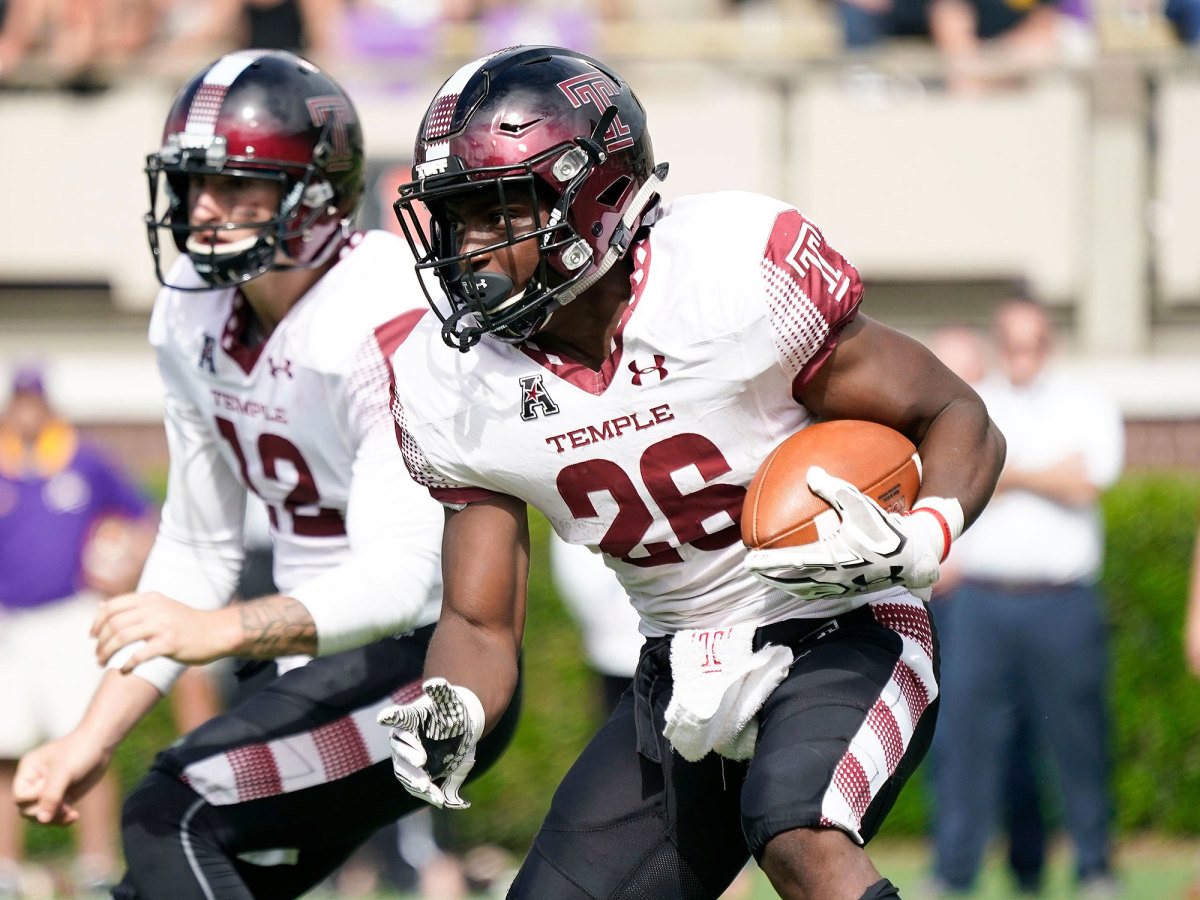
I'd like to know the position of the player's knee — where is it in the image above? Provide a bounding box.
[121,769,202,836]
[858,877,902,899]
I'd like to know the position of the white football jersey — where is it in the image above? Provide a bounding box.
[126,230,444,691]
[391,192,895,635]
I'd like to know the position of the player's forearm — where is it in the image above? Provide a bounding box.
[228,594,319,659]
[915,397,1006,529]
[75,670,165,756]
[288,541,440,656]
[427,496,529,732]
[423,612,520,736]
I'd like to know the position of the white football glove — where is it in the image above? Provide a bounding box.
[744,466,963,601]
[376,678,485,810]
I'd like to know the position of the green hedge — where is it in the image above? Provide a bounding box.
[31,472,1200,860]
[1102,472,1200,833]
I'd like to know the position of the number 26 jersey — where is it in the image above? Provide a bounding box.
[390,192,865,634]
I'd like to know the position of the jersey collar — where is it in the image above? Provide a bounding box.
[517,236,653,396]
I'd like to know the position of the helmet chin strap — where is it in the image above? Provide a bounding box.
[553,162,669,307]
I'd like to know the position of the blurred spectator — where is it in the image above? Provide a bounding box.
[474,0,622,54]
[926,0,1077,92]
[0,0,164,86]
[446,0,630,22]
[1165,0,1200,42]
[0,0,100,83]
[0,363,153,898]
[926,324,988,386]
[1188,523,1200,680]
[927,298,1124,898]
[1186,527,1200,900]
[394,812,469,899]
[328,811,471,899]
[835,0,931,50]
[159,0,342,63]
[833,0,1089,92]
[925,324,1048,896]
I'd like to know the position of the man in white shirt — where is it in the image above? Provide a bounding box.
[929,297,1124,898]
[13,49,518,900]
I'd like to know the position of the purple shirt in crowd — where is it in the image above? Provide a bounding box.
[0,437,149,611]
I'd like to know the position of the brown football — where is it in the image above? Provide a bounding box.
[741,420,922,549]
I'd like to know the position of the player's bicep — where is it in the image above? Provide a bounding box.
[440,495,530,649]
[798,314,978,443]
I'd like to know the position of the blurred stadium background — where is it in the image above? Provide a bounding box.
[3,2,1200,468]
[2,0,1200,896]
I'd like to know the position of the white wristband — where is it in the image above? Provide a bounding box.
[452,683,486,740]
[909,497,965,562]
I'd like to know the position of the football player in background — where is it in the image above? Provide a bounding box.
[377,45,1005,900]
[13,49,518,899]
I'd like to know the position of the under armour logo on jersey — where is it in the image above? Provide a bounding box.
[519,374,560,421]
[198,334,217,374]
[629,355,668,386]
[269,357,293,379]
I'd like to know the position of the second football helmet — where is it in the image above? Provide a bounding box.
[145,49,365,290]
[395,45,668,351]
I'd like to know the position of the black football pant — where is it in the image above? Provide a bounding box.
[508,595,939,899]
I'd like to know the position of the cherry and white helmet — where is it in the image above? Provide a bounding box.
[395,45,668,351]
[145,49,365,290]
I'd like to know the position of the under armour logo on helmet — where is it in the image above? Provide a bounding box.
[629,355,668,386]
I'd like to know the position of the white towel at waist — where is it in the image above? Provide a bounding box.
[663,623,794,762]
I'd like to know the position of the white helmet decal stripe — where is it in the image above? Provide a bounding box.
[185,49,269,136]
[422,49,506,141]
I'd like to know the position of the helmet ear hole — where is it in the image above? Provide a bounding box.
[595,175,632,208]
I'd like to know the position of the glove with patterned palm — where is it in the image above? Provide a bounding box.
[376,678,485,810]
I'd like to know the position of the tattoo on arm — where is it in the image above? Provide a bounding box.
[236,595,318,658]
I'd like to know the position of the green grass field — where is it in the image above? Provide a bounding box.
[733,836,1200,899]
[858,837,1199,899]
[310,836,1200,899]
[19,836,1200,898]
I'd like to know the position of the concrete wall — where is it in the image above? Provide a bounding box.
[1,55,1199,424]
